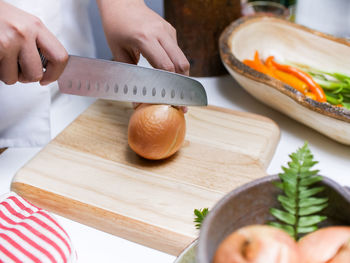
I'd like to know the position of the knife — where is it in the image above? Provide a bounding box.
[41,55,207,106]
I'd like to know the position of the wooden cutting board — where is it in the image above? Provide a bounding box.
[11,100,280,255]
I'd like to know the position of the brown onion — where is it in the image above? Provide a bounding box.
[128,104,186,160]
[213,225,300,263]
[298,226,350,263]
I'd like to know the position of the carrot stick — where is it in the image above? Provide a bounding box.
[270,58,326,102]
[243,52,275,77]
[243,59,261,72]
[273,70,309,94]
[264,56,308,94]
[305,92,317,100]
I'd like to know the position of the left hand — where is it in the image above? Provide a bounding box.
[96,0,190,76]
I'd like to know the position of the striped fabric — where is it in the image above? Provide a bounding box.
[0,192,76,263]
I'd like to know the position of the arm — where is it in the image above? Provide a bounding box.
[0,1,68,85]
[96,0,190,75]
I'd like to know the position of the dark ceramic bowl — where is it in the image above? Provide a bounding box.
[196,175,350,263]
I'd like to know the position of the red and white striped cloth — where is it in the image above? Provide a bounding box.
[0,192,76,263]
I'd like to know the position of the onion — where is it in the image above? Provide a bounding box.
[213,225,300,263]
[128,104,186,160]
[330,241,350,263]
[298,226,350,263]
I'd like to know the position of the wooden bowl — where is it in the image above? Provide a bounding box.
[219,15,350,145]
[196,175,350,263]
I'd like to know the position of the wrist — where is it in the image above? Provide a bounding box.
[96,0,148,31]
[96,0,146,20]
[96,0,145,9]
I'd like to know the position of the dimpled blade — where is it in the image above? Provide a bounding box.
[58,56,207,106]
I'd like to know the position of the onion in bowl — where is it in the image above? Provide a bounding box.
[298,226,350,263]
[213,225,300,263]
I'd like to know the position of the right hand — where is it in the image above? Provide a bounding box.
[0,1,68,85]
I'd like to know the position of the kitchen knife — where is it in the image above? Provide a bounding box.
[53,55,207,106]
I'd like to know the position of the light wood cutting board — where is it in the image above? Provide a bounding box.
[11,100,280,255]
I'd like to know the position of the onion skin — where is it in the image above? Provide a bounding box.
[329,241,350,263]
[298,226,350,263]
[128,104,186,160]
[213,225,300,263]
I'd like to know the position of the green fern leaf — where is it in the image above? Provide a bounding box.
[299,197,328,207]
[194,208,209,229]
[299,215,327,227]
[268,222,295,236]
[270,208,296,225]
[300,175,323,186]
[283,181,298,197]
[299,170,319,178]
[269,142,328,240]
[278,195,296,208]
[299,186,325,199]
[297,225,318,233]
[280,202,296,215]
[273,181,284,190]
[299,203,328,216]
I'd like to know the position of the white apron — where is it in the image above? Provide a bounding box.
[0,0,96,147]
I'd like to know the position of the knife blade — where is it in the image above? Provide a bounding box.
[56,55,207,106]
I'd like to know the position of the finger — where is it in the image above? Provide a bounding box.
[173,106,188,114]
[132,102,141,109]
[139,39,175,72]
[36,27,68,85]
[180,106,188,113]
[18,44,43,83]
[113,47,138,64]
[128,47,141,64]
[166,23,177,43]
[159,36,190,75]
[0,53,19,85]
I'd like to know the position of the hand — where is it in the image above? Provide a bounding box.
[96,0,190,75]
[0,1,68,85]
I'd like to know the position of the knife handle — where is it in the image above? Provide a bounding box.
[17,49,47,74]
[18,49,48,72]
[38,49,48,69]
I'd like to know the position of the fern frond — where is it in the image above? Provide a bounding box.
[270,142,328,240]
[194,208,209,229]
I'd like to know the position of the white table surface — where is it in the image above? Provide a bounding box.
[1,60,350,262]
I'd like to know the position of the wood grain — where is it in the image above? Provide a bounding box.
[11,100,280,255]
